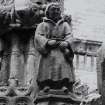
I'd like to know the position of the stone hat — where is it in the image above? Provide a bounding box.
[45,2,61,18]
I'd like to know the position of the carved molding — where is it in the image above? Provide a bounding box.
[0,96,33,105]
[0,85,34,104]
[0,85,33,97]
[14,96,34,105]
[35,89,81,105]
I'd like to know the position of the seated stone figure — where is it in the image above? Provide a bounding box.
[34,3,75,93]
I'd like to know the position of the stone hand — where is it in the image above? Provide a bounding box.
[63,49,70,55]
[47,40,57,46]
[59,41,68,49]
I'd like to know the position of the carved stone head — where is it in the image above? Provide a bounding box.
[45,3,62,22]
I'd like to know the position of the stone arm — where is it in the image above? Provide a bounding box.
[63,22,73,45]
[63,22,74,58]
[34,22,49,55]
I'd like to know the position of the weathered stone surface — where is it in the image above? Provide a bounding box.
[0,0,103,105]
[35,89,81,105]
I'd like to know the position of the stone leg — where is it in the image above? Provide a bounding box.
[9,34,25,86]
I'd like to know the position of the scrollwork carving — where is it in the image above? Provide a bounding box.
[0,87,8,96]
[0,97,9,105]
[14,97,33,105]
[15,101,28,105]
[15,86,30,96]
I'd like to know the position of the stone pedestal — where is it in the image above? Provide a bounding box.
[35,89,81,105]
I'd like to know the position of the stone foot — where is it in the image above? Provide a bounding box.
[62,86,69,94]
[43,86,50,93]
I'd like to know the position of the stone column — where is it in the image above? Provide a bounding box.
[96,45,105,105]
[101,59,105,105]
[76,54,79,70]
[84,54,87,68]
[91,56,94,71]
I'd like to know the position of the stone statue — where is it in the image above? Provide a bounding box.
[0,1,81,105]
[0,0,44,88]
[35,3,75,93]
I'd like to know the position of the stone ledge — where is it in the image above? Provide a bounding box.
[35,89,81,104]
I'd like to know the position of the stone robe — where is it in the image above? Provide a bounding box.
[35,18,75,88]
[0,0,43,87]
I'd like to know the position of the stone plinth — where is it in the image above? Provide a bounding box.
[35,89,81,105]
